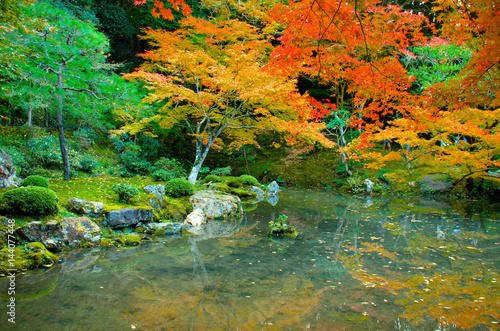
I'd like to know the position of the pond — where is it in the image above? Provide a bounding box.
[1,188,500,330]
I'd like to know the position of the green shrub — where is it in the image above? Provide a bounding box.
[346,175,366,194]
[0,187,59,216]
[78,156,99,173]
[111,183,140,203]
[203,174,222,183]
[165,178,195,198]
[21,175,49,188]
[239,175,259,186]
[153,157,186,178]
[268,214,298,238]
[210,166,232,176]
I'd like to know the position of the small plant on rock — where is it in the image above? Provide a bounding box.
[111,183,140,204]
[268,214,298,238]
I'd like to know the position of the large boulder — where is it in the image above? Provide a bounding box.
[61,217,101,246]
[105,208,153,229]
[17,216,101,251]
[0,149,18,189]
[186,190,243,226]
[143,184,165,197]
[67,198,103,218]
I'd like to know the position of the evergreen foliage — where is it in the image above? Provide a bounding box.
[164,178,194,197]
[0,187,59,216]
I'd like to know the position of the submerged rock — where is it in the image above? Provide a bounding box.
[420,174,452,193]
[67,198,103,218]
[145,222,183,235]
[105,208,153,229]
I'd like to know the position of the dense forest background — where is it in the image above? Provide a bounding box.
[0,0,499,199]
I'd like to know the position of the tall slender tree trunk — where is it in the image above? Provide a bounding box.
[26,106,33,127]
[56,67,71,180]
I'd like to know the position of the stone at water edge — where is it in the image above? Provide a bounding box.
[105,208,153,229]
[61,216,101,246]
[364,178,374,194]
[145,222,184,235]
[189,190,243,219]
[267,181,280,197]
[185,208,206,226]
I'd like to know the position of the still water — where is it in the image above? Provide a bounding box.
[1,188,500,330]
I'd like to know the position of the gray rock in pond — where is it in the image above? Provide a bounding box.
[267,195,279,206]
[189,190,243,221]
[67,198,104,218]
[145,222,183,235]
[267,181,280,197]
[248,186,265,202]
[0,149,18,189]
[17,216,101,250]
[105,208,153,229]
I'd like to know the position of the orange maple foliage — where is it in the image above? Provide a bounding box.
[122,17,333,183]
[133,0,191,20]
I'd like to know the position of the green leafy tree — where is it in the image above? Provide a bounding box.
[1,0,139,180]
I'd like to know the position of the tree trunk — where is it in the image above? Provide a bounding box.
[187,137,213,184]
[56,68,71,180]
[26,106,33,127]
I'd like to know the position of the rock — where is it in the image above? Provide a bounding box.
[105,208,153,229]
[143,184,165,197]
[67,198,103,218]
[248,186,265,202]
[17,216,101,250]
[364,178,374,194]
[267,181,280,197]
[186,208,207,226]
[420,174,452,193]
[0,149,18,189]
[17,220,63,250]
[189,190,243,220]
[146,222,183,235]
[187,218,241,240]
[267,195,279,206]
[61,217,101,246]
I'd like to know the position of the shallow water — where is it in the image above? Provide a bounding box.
[1,188,500,330]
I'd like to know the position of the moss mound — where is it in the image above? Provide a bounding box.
[0,187,59,216]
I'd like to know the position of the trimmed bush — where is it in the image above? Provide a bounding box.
[0,187,58,216]
[203,174,222,183]
[239,175,260,186]
[165,178,195,198]
[111,183,140,203]
[21,175,49,188]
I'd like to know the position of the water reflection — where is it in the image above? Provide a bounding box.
[0,188,499,330]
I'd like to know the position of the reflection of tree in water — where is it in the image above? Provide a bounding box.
[332,209,500,329]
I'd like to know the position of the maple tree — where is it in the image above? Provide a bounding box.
[358,0,500,190]
[121,16,333,183]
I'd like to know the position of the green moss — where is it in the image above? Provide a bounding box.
[165,178,194,197]
[0,242,58,275]
[239,175,260,186]
[203,174,222,183]
[21,175,50,188]
[0,186,59,216]
[229,188,256,198]
[122,234,141,246]
[212,183,231,193]
[161,197,192,221]
[100,238,115,247]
